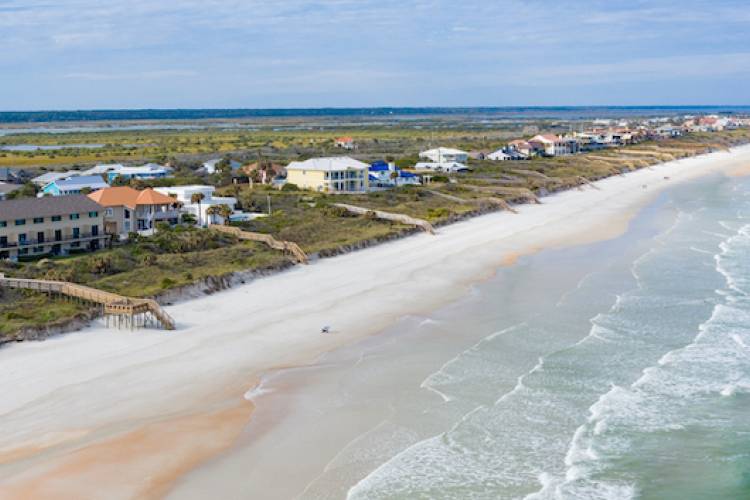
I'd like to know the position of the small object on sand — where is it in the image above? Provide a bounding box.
[642,184,648,189]
[321,325,331,334]
[664,176,670,180]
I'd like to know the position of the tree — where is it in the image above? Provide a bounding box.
[191,192,206,226]
[217,204,233,225]
[389,170,399,187]
[205,205,220,225]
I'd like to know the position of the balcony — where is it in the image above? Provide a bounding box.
[1,233,106,249]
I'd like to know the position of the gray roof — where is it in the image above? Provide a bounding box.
[0,168,24,183]
[0,195,103,220]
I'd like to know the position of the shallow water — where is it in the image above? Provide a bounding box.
[169,173,750,500]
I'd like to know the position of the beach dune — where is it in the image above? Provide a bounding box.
[1,146,749,499]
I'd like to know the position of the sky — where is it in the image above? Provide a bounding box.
[1,0,749,110]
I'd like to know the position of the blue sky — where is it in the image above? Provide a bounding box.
[1,0,749,110]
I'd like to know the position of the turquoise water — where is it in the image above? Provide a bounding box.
[344,175,750,499]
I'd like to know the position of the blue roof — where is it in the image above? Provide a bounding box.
[368,174,379,181]
[54,175,109,189]
[400,171,417,178]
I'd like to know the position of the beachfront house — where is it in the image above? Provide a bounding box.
[507,140,533,157]
[285,157,369,194]
[88,186,181,237]
[0,195,108,261]
[419,147,469,163]
[528,134,571,157]
[40,175,109,197]
[414,161,469,173]
[106,164,172,183]
[334,137,356,150]
[368,161,420,188]
[154,185,248,226]
[487,150,511,161]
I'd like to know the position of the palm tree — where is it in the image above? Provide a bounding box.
[390,170,399,187]
[205,205,220,225]
[190,192,205,227]
[217,204,233,225]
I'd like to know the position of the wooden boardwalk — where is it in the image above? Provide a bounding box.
[333,203,436,234]
[211,225,309,264]
[0,273,175,330]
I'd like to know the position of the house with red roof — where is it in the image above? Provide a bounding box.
[88,186,181,237]
[334,137,356,150]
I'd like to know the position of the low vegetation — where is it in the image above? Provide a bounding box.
[2,126,750,340]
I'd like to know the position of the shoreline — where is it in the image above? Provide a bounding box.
[1,145,749,498]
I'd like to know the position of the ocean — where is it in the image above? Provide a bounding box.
[2,105,750,125]
[167,171,750,500]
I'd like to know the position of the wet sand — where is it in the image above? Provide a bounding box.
[1,146,749,498]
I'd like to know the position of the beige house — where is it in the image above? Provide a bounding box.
[88,186,181,237]
[0,195,108,261]
[285,157,369,193]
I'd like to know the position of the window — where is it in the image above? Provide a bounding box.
[33,246,44,253]
[51,215,62,222]
[0,221,5,228]
[88,211,98,218]
[15,219,25,226]
[105,208,113,216]
[19,248,29,255]
[33,217,44,224]
[72,227,80,239]
[70,213,80,220]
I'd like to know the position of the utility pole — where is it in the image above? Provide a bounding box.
[267,195,271,215]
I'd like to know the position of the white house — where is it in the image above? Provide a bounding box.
[200,158,243,175]
[154,185,246,226]
[414,162,469,173]
[419,147,469,163]
[368,161,420,188]
[83,164,126,176]
[31,171,80,187]
[487,150,511,161]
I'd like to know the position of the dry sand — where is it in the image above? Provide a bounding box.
[1,145,749,499]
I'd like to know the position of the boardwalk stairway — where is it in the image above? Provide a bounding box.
[0,273,175,330]
[211,225,309,264]
[332,203,436,234]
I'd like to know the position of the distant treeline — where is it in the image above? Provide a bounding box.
[0,106,747,124]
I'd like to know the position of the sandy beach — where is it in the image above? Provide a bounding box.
[2,145,750,499]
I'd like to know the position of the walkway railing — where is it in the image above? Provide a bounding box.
[0,273,175,330]
[211,225,309,264]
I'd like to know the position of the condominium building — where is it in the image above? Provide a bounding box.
[0,195,108,261]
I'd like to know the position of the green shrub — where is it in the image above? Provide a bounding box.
[160,277,176,289]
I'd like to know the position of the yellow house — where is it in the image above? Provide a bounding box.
[285,157,369,193]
